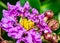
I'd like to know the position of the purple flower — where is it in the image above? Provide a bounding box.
[0,1,52,43]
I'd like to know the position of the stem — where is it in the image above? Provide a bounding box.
[0,1,7,9]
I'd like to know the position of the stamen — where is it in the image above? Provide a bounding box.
[19,18,35,30]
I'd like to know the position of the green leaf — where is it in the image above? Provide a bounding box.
[0,5,3,20]
[40,0,60,14]
[20,0,27,6]
[40,3,50,13]
[58,13,60,24]
[28,0,41,13]
[0,1,7,9]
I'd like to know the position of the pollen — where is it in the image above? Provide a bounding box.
[20,18,35,30]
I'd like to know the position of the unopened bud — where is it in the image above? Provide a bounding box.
[44,32,52,41]
[44,10,54,19]
[52,34,58,43]
[48,19,59,31]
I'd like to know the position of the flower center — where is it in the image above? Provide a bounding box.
[19,18,35,30]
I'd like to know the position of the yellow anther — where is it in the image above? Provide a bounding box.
[20,18,34,30]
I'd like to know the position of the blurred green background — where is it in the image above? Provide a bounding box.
[0,0,60,20]
[0,0,60,43]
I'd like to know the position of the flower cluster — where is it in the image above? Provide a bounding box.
[0,1,52,43]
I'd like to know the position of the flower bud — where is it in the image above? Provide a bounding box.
[44,10,54,19]
[44,32,52,41]
[48,19,59,31]
[52,34,58,43]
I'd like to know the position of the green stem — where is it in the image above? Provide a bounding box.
[0,1,7,9]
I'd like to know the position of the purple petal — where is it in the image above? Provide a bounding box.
[32,8,39,14]
[7,2,17,10]
[24,1,31,10]
[16,1,21,7]
[2,10,9,17]
[25,33,33,43]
